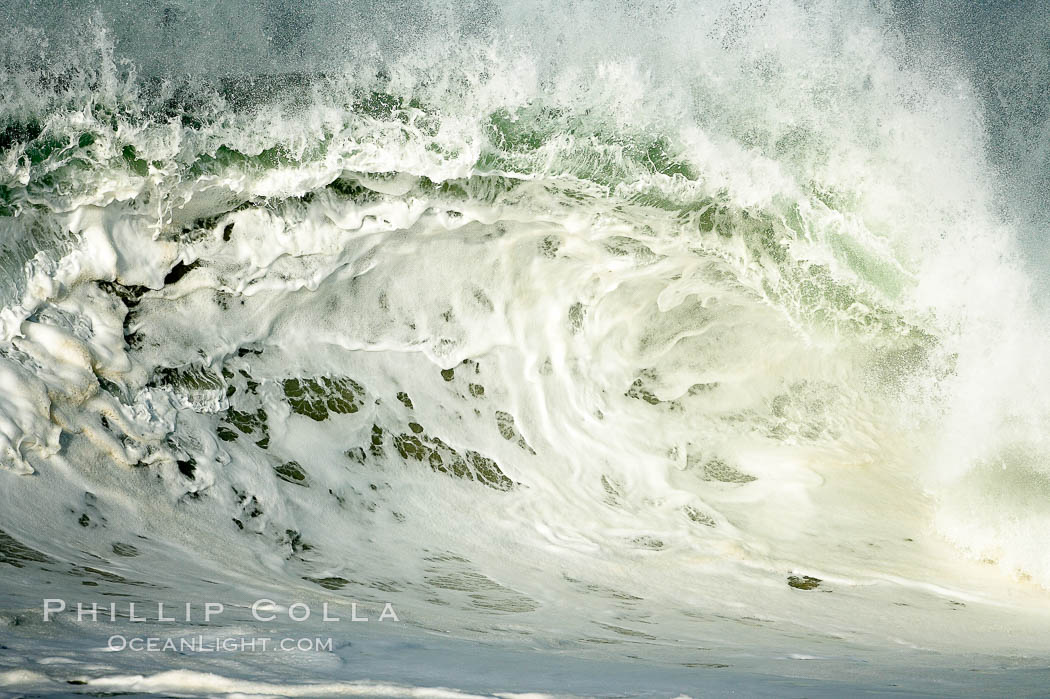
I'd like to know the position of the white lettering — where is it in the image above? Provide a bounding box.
[42,599,65,621]
[204,602,224,621]
[77,603,98,622]
[252,599,276,622]
[288,602,310,622]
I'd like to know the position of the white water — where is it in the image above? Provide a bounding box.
[1,1,1050,695]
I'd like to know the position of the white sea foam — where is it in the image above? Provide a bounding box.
[1,0,1050,693]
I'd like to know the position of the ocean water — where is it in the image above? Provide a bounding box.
[2,1,1050,696]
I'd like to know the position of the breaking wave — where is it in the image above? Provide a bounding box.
[2,1,1050,689]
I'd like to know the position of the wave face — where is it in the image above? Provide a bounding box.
[3,0,1050,691]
